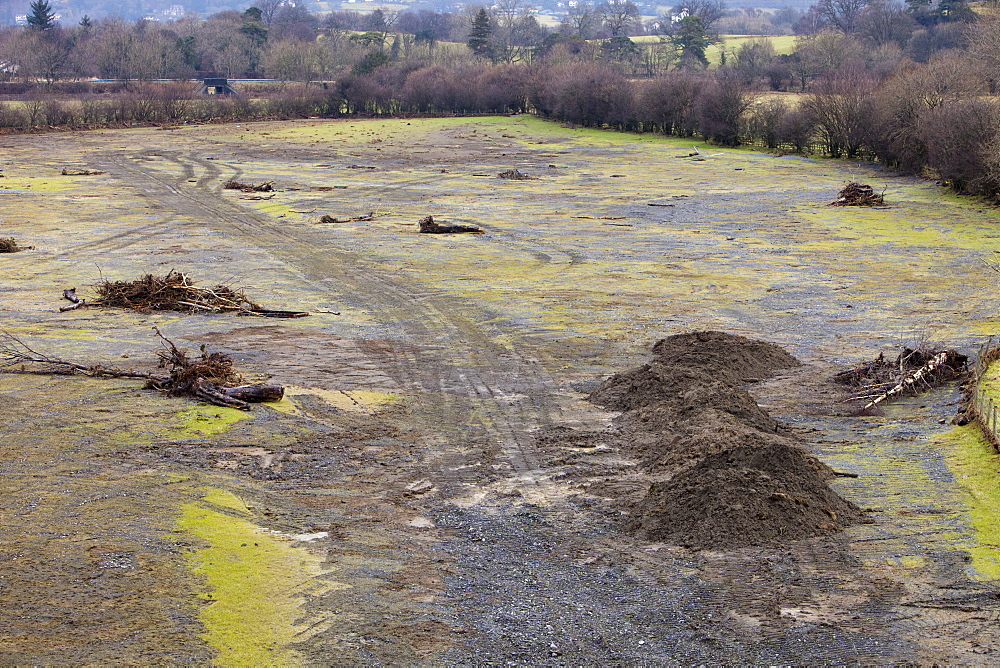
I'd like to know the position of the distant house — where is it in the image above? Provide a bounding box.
[198,78,237,96]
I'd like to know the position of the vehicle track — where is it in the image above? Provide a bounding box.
[92,150,557,480]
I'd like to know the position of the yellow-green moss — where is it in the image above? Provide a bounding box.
[174,406,250,437]
[940,425,1000,579]
[282,386,399,413]
[178,487,338,665]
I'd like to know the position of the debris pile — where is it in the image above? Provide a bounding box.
[58,270,308,318]
[146,331,282,409]
[223,179,274,192]
[835,346,967,413]
[61,168,104,176]
[829,182,884,206]
[590,331,865,550]
[498,169,534,180]
[418,216,483,235]
[0,237,31,252]
[319,212,376,224]
[0,329,282,410]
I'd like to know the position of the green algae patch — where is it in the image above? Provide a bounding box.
[178,486,336,665]
[940,425,1000,579]
[283,386,400,413]
[978,361,1000,402]
[5,175,80,193]
[174,406,250,437]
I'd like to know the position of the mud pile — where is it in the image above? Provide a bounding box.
[590,331,865,550]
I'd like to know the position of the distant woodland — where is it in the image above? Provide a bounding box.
[3,0,1000,198]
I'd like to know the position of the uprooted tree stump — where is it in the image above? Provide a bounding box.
[58,270,309,318]
[0,237,32,252]
[418,216,483,234]
[0,328,283,410]
[498,169,534,180]
[224,179,274,193]
[829,182,885,206]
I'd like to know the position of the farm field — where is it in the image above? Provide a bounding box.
[2,115,1000,663]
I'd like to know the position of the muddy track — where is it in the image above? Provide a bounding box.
[93,150,555,480]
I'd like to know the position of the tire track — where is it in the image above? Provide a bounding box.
[93,150,555,477]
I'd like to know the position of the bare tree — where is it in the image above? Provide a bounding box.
[491,0,543,63]
[858,0,914,46]
[968,14,1000,91]
[918,99,1000,196]
[802,65,876,157]
[697,70,757,146]
[791,31,864,89]
[15,27,71,83]
[255,0,285,25]
[561,2,599,39]
[597,0,640,36]
[817,0,870,33]
[671,0,727,30]
[733,37,775,83]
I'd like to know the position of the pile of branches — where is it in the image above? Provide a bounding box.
[835,346,967,412]
[59,271,308,318]
[0,329,282,410]
[224,179,273,193]
[0,237,31,252]
[829,182,884,206]
[418,216,483,235]
[147,332,282,409]
[498,169,534,180]
[61,168,104,176]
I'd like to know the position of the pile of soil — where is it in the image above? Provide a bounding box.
[590,331,865,550]
[829,182,884,206]
[623,443,864,549]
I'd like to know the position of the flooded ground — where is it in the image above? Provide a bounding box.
[2,116,1000,663]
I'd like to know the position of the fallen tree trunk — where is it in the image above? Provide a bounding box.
[223,383,284,402]
[862,351,949,411]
